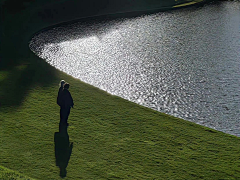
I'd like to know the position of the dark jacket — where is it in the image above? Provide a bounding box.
[61,89,74,109]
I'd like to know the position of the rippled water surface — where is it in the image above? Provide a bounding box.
[30,2,240,136]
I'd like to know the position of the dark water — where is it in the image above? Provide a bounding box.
[30,2,240,136]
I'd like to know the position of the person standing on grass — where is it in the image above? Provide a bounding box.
[57,80,65,124]
[61,83,74,126]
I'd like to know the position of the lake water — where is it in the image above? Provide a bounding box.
[30,1,240,136]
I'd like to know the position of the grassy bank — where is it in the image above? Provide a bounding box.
[1,0,240,179]
[0,165,34,180]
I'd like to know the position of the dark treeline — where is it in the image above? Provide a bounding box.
[2,0,218,17]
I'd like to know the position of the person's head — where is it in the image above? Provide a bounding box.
[59,80,65,88]
[64,83,70,89]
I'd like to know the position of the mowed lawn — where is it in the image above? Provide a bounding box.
[1,0,240,179]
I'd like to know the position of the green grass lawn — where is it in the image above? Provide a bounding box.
[0,165,34,180]
[1,0,240,179]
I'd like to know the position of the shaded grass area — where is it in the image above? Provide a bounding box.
[1,0,240,179]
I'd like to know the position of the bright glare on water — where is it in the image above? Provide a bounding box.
[30,2,240,136]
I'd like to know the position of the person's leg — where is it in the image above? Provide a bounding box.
[59,107,65,132]
[61,108,68,125]
[61,108,70,126]
[60,107,63,123]
[65,108,71,126]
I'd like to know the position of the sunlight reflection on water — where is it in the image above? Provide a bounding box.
[30,2,240,136]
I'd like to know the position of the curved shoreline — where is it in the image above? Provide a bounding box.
[29,0,240,137]
[4,1,240,180]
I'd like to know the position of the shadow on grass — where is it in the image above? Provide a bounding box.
[0,51,58,109]
[1,3,59,109]
[0,0,59,110]
[54,124,73,178]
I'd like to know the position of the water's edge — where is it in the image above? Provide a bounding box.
[29,1,240,136]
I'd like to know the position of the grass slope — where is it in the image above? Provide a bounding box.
[1,0,240,179]
[0,165,34,180]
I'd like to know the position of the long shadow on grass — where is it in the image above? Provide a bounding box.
[54,124,73,178]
